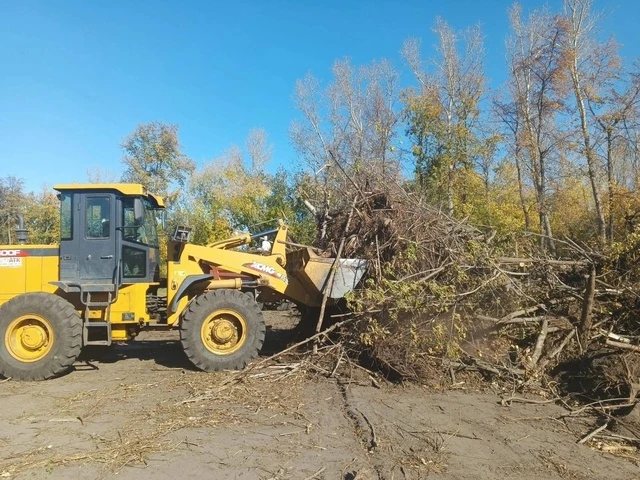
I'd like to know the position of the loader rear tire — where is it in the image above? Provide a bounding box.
[180,289,265,372]
[0,293,82,381]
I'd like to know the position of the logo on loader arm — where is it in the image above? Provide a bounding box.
[243,262,288,284]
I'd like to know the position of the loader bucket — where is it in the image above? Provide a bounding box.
[285,248,368,304]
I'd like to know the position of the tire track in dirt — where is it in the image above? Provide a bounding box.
[336,378,393,480]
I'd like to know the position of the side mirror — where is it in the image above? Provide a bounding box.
[134,198,145,223]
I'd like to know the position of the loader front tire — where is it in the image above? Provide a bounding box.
[180,290,265,372]
[0,293,82,381]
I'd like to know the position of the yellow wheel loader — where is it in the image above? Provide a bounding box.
[0,184,367,381]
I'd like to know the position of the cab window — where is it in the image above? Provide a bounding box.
[122,198,159,247]
[86,197,110,239]
[60,193,73,240]
[123,245,146,278]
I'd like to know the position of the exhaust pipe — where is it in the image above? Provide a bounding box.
[15,214,28,245]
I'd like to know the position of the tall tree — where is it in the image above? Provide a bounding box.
[583,48,640,242]
[560,0,607,245]
[245,128,272,172]
[121,122,195,203]
[403,19,487,216]
[505,4,566,253]
[85,165,120,184]
[180,130,313,245]
[0,178,59,245]
[291,58,401,218]
[0,176,26,244]
[25,188,60,244]
[494,93,532,231]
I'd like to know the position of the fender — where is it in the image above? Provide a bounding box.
[168,274,213,314]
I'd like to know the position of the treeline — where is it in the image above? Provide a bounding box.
[0,177,60,245]
[0,124,317,246]
[292,0,640,254]
[3,0,640,254]
[114,123,317,245]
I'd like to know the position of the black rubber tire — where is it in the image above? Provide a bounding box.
[0,293,82,381]
[180,289,265,372]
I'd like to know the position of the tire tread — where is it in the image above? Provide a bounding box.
[0,293,82,381]
[180,289,265,372]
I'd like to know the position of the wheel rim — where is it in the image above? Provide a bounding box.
[200,309,247,355]
[5,314,55,363]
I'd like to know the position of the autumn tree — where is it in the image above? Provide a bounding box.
[179,129,314,245]
[291,57,401,234]
[494,93,533,232]
[263,169,316,245]
[559,0,609,244]
[85,165,120,184]
[503,4,567,253]
[582,46,640,242]
[0,178,60,245]
[121,122,195,203]
[191,147,269,234]
[0,176,26,244]
[403,19,488,216]
[24,188,60,244]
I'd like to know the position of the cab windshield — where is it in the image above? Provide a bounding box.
[122,197,160,247]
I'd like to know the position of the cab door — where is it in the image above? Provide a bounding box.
[119,197,155,283]
[79,194,117,282]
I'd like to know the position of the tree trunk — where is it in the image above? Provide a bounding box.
[571,68,606,246]
[579,263,597,349]
[514,149,531,231]
[534,153,556,255]
[606,131,614,244]
[542,212,555,255]
[446,163,455,217]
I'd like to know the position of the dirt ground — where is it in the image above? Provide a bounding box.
[1,311,639,480]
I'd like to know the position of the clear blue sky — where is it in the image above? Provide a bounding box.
[1,0,638,192]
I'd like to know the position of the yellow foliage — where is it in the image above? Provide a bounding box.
[453,162,527,235]
[609,184,640,241]
[549,176,594,240]
[25,189,60,245]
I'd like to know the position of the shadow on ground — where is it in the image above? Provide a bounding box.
[74,312,301,372]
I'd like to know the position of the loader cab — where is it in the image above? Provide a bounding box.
[53,184,165,289]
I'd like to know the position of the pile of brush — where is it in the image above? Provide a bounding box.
[311,182,640,417]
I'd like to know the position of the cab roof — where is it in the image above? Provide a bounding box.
[53,183,165,208]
